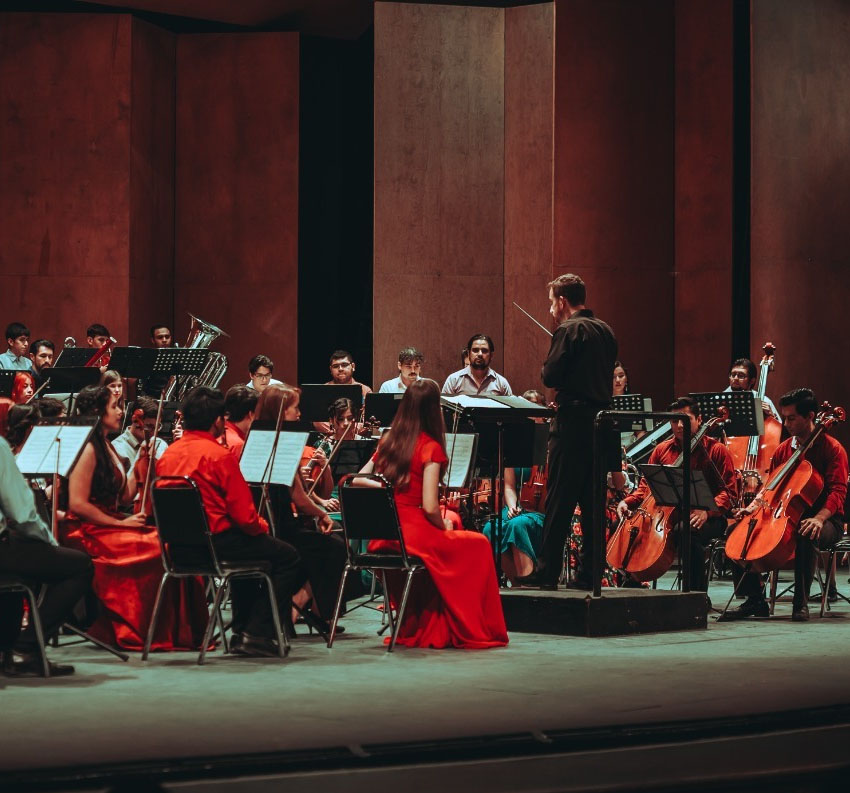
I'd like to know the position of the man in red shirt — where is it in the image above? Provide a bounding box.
[220,385,257,461]
[617,396,738,592]
[156,386,304,656]
[722,388,848,622]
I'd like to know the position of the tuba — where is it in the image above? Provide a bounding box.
[162,313,230,401]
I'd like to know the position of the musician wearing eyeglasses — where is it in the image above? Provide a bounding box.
[245,354,284,393]
[0,322,33,371]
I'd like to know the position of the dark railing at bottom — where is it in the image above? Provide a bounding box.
[592,410,692,598]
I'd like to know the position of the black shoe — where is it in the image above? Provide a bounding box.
[792,603,809,622]
[717,596,770,621]
[237,633,283,658]
[1,650,75,677]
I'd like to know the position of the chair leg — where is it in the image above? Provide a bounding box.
[142,573,170,661]
[261,572,290,659]
[23,585,50,678]
[327,567,350,649]
[389,569,417,653]
[199,577,226,665]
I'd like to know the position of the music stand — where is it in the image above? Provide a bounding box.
[364,393,404,426]
[297,384,363,426]
[109,347,158,379]
[689,391,763,437]
[0,370,16,397]
[613,394,653,432]
[52,348,96,368]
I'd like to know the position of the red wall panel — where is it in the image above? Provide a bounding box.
[0,13,133,346]
[751,0,850,445]
[673,0,734,395]
[504,3,556,397]
[554,0,675,408]
[374,3,506,389]
[175,33,299,388]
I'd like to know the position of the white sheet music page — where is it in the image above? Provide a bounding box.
[240,430,309,487]
[443,433,476,489]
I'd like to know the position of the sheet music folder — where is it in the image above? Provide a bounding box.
[240,421,309,487]
[16,418,97,477]
[639,464,717,511]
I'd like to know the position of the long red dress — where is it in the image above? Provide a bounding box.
[369,433,508,649]
[61,455,208,651]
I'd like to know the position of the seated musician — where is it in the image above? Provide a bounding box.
[254,384,345,634]
[722,388,848,622]
[378,346,424,393]
[245,354,284,393]
[326,349,372,399]
[63,385,207,651]
[111,395,169,472]
[219,385,257,460]
[726,358,780,420]
[0,433,93,677]
[140,324,173,397]
[156,386,305,655]
[616,396,738,592]
[0,322,33,371]
[28,338,54,389]
[442,334,512,396]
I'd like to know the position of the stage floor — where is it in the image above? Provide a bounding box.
[4,572,850,791]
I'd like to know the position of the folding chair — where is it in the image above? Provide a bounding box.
[145,476,289,664]
[328,473,426,652]
[0,576,49,677]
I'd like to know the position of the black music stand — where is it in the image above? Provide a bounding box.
[689,391,763,438]
[0,370,16,397]
[52,348,96,368]
[38,367,101,413]
[364,393,404,426]
[296,384,363,428]
[612,394,653,432]
[441,395,553,579]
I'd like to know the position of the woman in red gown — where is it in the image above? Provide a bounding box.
[62,385,207,651]
[361,378,508,649]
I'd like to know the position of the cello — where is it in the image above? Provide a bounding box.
[724,402,845,573]
[727,342,783,505]
[606,407,729,582]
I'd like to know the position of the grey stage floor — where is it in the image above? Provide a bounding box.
[3,572,850,785]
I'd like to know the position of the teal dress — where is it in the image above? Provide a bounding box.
[481,469,544,561]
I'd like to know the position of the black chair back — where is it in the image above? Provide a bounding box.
[151,476,219,574]
[339,474,403,542]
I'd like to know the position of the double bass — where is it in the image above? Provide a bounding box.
[606,407,729,582]
[727,342,783,505]
[724,402,845,573]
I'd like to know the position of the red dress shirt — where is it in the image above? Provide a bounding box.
[219,420,246,460]
[624,435,738,517]
[769,433,848,518]
[156,430,268,536]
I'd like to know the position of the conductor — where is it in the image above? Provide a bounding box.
[518,274,617,590]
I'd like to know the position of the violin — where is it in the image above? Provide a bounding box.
[726,342,783,505]
[606,406,729,582]
[725,402,845,573]
[519,465,548,512]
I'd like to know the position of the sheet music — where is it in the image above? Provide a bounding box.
[443,433,476,489]
[16,424,93,476]
[240,430,309,486]
[441,395,502,409]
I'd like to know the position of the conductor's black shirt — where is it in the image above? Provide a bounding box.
[541,309,617,406]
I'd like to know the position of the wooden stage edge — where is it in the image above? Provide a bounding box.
[500,588,709,638]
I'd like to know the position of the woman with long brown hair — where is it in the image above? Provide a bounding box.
[62,385,207,650]
[254,384,346,633]
[360,378,508,649]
